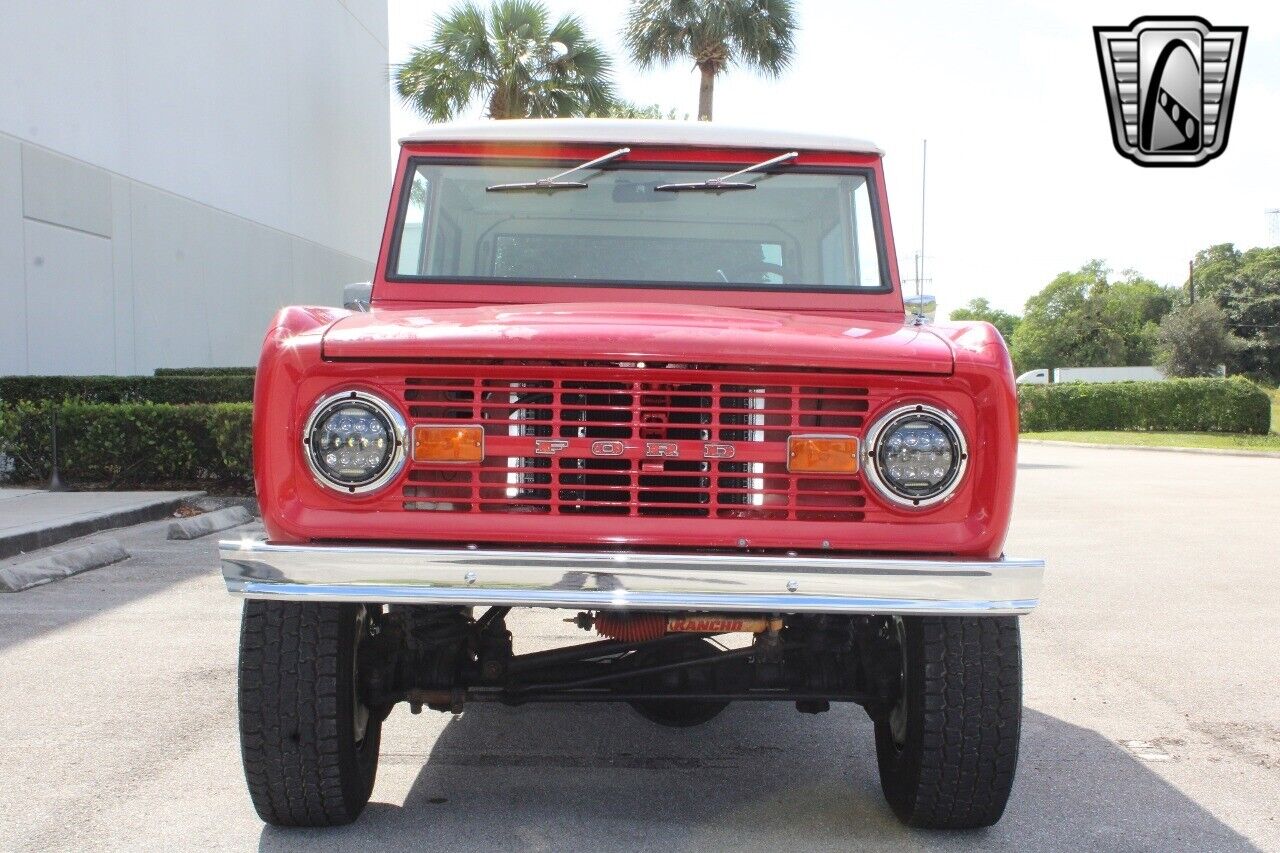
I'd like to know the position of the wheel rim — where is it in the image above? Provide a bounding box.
[352,605,371,745]
[888,616,909,748]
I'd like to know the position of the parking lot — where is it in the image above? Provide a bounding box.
[0,442,1276,852]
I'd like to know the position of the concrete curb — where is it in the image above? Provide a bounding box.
[1021,439,1280,459]
[190,495,260,517]
[167,506,253,540]
[0,540,130,593]
[0,491,203,560]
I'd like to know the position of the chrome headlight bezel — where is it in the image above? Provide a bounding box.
[302,389,408,494]
[862,403,968,509]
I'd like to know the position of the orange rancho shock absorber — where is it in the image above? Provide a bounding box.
[584,612,776,640]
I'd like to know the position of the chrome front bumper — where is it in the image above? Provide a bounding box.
[220,539,1044,616]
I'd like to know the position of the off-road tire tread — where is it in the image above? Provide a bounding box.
[238,600,378,827]
[877,616,1021,829]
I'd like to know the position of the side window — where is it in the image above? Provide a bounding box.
[396,170,430,275]
[850,179,882,288]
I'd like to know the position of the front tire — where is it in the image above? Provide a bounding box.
[873,616,1022,829]
[238,601,382,827]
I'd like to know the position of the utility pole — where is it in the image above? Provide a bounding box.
[1188,258,1195,304]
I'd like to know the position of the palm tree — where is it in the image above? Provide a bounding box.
[395,0,618,122]
[624,0,797,121]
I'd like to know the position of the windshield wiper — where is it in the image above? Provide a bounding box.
[655,151,800,192]
[486,147,631,192]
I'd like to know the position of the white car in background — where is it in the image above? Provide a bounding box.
[1016,366,1167,384]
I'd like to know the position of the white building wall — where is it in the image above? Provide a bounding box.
[0,0,390,375]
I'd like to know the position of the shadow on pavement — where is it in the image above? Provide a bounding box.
[0,518,246,653]
[257,704,1257,852]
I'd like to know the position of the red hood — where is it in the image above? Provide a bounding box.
[321,302,953,374]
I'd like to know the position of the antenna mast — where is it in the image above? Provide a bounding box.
[919,139,927,300]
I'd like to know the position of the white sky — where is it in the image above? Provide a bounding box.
[386,0,1280,315]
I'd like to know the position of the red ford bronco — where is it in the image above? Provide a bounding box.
[222,119,1043,829]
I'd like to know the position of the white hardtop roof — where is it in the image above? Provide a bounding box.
[400,118,883,156]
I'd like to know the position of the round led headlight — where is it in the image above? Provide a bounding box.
[303,390,407,494]
[862,404,968,509]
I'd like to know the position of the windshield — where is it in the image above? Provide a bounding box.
[390,160,886,290]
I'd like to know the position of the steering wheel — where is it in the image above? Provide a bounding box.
[713,260,784,285]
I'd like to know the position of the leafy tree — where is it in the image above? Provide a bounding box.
[1185,243,1243,301]
[1010,261,1175,373]
[395,0,617,122]
[589,100,688,120]
[948,297,1021,344]
[624,0,797,121]
[1210,246,1280,381]
[1155,301,1243,377]
[1111,269,1176,325]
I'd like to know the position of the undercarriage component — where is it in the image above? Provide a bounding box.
[626,637,737,726]
[358,605,478,712]
[579,611,666,642]
[355,607,895,719]
[577,611,781,641]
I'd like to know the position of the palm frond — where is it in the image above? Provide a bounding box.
[394,47,486,122]
[726,0,797,75]
[623,0,697,68]
[622,0,796,76]
[398,0,617,121]
[489,0,549,74]
[394,2,495,121]
[433,1,496,74]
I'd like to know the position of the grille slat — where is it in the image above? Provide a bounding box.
[399,361,868,522]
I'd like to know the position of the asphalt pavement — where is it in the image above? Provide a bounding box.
[0,443,1276,852]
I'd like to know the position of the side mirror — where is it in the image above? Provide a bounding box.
[905,294,937,324]
[343,282,372,312]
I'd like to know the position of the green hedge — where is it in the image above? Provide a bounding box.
[1018,377,1271,434]
[153,366,255,377]
[0,401,253,489]
[0,375,254,405]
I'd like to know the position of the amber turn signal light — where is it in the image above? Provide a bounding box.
[787,435,860,474]
[413,425,484,464]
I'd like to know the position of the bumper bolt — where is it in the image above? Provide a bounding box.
[786,579,799,592]
[464,571,477,585]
